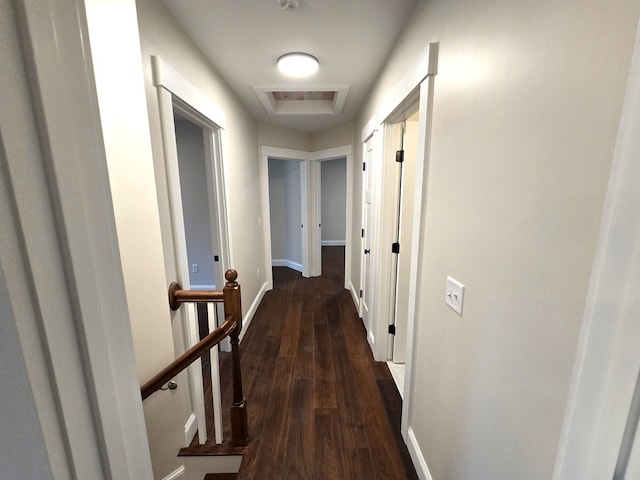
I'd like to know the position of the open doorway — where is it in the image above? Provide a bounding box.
[260,145,354,291]
[174,112,221,290]
[267,157,305,274]
[318,157,347,278]
[385,108,420,396]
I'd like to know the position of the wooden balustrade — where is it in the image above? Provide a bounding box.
[142,269,248,447]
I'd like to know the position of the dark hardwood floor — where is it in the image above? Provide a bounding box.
[184,246,417,479]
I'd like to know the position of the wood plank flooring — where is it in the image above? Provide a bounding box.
[185,247,417,479]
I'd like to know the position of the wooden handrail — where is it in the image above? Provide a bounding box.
[168,283,224,310]
[143,269,248,447]
[140,315,237,400]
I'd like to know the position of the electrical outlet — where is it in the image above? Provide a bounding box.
[191,264,198,273]
[445,276,465,315]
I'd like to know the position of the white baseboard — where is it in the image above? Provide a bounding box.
[162,465,185,480]
[184,413,197,446]
[349,280,360,310]
[272,259,303,272]
[407,427,433,480]
[321,240,346,246]
[239,281,268,342]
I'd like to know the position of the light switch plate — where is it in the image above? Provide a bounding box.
[445,276,465,315]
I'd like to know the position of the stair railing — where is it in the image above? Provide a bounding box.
[141,269,248,448]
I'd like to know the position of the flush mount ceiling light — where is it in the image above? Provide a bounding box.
[277,53,319,78]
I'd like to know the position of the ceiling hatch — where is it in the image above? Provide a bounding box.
[253,85,349,115]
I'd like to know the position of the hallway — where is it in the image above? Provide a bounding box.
[215,247,417,478]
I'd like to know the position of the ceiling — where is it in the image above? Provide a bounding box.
[159,0,419,133]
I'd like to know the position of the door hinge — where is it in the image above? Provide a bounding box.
[361,228,364,238]
[359,289,363,298]
[213,255,219,262]
[395,150,405,163]
[362,162,366,171]
[392,242,400,254]
[388,324,396,335]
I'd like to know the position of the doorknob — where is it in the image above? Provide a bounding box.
[364,249,370,254]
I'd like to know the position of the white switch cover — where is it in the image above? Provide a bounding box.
[445,276,465,315]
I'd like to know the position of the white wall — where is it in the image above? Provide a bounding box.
[268,159,287,260]
[353,0,640,478]
[175,116,217,287]
[258,122,312,151]
[312,122,354,151]
[268,158,303,268]
[320,158,347,244]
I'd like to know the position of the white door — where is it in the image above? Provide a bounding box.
[391,115,419,362]
[360,134,376,345]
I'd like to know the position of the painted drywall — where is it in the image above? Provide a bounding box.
[135,0,266,476]
[268,159,287,260]
[175,116,217,287]
[260,121,355,153]
[268,158,303,268]
[258,122,312,151]
[320,158,347,243]
[312,121,354,151]
[353,0,640,478]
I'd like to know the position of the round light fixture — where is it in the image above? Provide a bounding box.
[276,53,319,78]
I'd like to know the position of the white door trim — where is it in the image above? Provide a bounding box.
[3,0,153,477]
[312,145,353,286]
[364,43,439,364]
[260,145,353,288]
[553,19,640,479]
[357,43,439,447]
[153,56,232,445]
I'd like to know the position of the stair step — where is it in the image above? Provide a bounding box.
[203,474,237,480]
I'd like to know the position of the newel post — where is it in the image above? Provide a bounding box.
[224,269,248,446]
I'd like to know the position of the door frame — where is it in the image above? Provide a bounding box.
[552,20,640,478]
[313,146,354,283]
[358,43,439,445]
[153,56,232,445]
[359,126,381,350]
[265,155,308,275]
[2,0,153,476]
[260,145,353,289]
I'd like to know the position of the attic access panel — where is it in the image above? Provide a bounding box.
[253,85,349,115]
